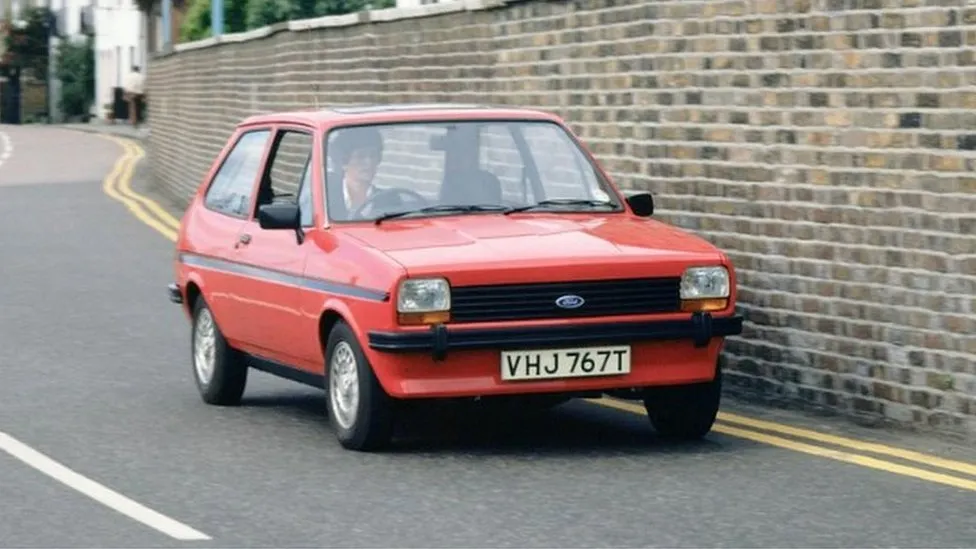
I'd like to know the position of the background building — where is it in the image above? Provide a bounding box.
[92,0,145,120]
[1,0,96,121]
[91,0,186,121]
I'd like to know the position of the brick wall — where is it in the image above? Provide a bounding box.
[146,0,976,439]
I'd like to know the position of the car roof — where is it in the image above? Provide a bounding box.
[236,103,564,129]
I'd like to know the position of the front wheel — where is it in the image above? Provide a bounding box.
[325,321,395,451]
[642,367,722,440]
[191,298,248,406]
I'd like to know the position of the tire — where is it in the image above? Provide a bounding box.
[190,297,248,406]
[642,366,722,440]
[324,321,395,451]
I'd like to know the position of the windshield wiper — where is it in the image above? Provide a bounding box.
[503,198,618,215]
[374,204,511,225]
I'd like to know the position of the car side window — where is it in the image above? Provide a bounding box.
[204,130,271,217]
[258,130,314,211]
[297,160,313,227]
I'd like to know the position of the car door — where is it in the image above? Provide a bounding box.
[229,125,317,366]
[186,127,273,346]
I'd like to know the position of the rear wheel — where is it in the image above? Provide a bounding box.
[325,321,394,451]
[642,366,722,440]
[191,298,248,406]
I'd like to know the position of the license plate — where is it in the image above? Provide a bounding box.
[500,345,632,381]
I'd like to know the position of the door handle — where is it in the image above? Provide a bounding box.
[235,233,252,248]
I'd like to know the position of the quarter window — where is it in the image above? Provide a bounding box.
[297,161,314,227]
[265,130,314,204]
[260,129,315,227]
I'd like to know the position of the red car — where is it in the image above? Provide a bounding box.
[168,104,743,451]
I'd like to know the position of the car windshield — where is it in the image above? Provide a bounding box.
[322,120,624,223]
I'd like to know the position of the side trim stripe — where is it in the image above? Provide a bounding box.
[179,252,389,302]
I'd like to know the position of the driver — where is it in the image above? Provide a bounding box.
[328,126,384,219]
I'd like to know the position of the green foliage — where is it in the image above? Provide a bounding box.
[134,0,158,14]
[1,6,53,82]
[179,0,210,41]
[245,0,295,29]
[180,0,250,42]
[55,35,95,117]
[179,0,392,43]
[312,0,393,16]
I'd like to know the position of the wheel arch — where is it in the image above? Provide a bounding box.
[184,280,202,313]
[318,309,346,351]
[317,298,367,352]
[316,298,398,395]
[181,271,209,316]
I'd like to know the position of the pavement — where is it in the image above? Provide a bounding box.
[0,122,974,548]
[57,120,151,142]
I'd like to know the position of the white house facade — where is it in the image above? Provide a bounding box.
[92,0,147,119]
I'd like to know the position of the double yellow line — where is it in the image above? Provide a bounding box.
[96,133,976,493]
[100,134,181,240]
[592,397,976,492]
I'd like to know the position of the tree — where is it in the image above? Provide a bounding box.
[180,0,393,41]
[245,0,296,30]
[55,35,95,118]
[1,6,54,82]
[180,0,249,42]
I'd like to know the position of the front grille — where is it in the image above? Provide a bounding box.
[450,277,682,323]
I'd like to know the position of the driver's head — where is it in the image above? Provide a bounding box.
[332,126,383,192]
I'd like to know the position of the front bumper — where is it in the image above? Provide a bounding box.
[367,312,743,360]
[167,282,183,304]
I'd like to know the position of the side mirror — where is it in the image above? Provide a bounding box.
[257,202,300,230]
[622,190,654,217]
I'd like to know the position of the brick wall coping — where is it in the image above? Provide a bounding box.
[154,0,531,58]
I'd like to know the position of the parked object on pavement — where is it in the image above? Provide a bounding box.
[122,66,145,127]
[167,103,744,451]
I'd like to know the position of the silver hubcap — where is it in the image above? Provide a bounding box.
[329,341,360,430]
[193,308,217,385]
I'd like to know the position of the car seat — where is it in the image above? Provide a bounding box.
[439,168,503,206]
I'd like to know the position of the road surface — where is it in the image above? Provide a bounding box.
[0,124,973,548]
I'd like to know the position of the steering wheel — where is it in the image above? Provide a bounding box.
[352,187,430,219]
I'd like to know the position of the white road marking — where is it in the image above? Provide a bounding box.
[0,130,11,170]
[0,431,212,541]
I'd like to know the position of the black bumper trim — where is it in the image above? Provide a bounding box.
[167,283,184,304]
[367,313,743,354]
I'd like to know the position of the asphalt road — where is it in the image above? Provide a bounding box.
[0,124,974,548]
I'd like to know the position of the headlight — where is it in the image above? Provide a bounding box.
[680,266,730,312]
[397,277,451,313]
